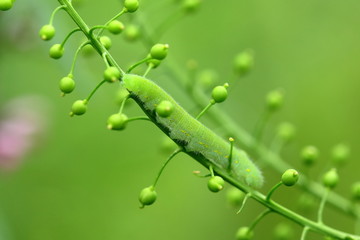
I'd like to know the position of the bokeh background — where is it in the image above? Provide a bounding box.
[1,0,360,239]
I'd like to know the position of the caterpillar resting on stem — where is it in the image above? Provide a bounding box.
[123,74,264,189]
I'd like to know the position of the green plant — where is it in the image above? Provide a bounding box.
[2,0,360,239]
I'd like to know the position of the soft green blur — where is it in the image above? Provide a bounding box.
[1,0,360,239]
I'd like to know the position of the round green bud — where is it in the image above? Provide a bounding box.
[139,186,157,207]
[266,90,283,111]
[0,0,13,11]
[147,58,161,69]
[274,223,293,240]
[39,24,55,41]
[124,24,140,41]
[124,0,139,13]
[82,44,95,56]
[281,169,299,187]
[331,143,350,166]
[107,20,125,35]
[71,100,87,116]
[277,122,296,143]
[160,136,178,155]
[107,113,128,130]
[59,76,75,94]
[49,44,64,59]
[182,0,201,13]
[236,226,253,240]
[211,85,228,103]
[150,43,169,60]
[197,69,218,89]
[234,51,254,76]
[301,145,319,166]
[99,36,112,50]
[226,187,245,207]
[104,67,121,82]
[322,168,339,189]
[351,182,360,201]
[116,88,130,106]
[207,176,225,192]
[156,100,174,118]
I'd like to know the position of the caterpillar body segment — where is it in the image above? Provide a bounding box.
[123,74,264,189]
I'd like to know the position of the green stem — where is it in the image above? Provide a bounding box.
[236,193,251,214]
[196,101,215,120]
[143,64,153,77]
[300,227,310,240]
[318,188,330,224]
[127,57,151,73]
[89,25,107,36]
[126,116,151,123]
[228,138,234,172]
[153,149,183,187]
[58,0,125,75]
[69,41,89,76]
[266,182,283,202]
[97,8,126,37]
[118,95,130,114]
[49,5,65,25]
[61,28,81,48]
[85,80,106,102]
[102,52,110,68]
[249,209,272,231]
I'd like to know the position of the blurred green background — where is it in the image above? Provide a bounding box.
[1,0,360,239]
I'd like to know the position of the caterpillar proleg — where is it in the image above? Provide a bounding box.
[123,74,263,189]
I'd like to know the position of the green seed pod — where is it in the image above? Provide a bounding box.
[147,58,162,69]
[234,51,254,76]
[322,168,339,189]
[281,169,299,187]
[82,44,95,56]
[107,20,125,35]
[159,136,178,155]
[182,0,201,13]
[226,187,245,208]
[236,226,253,240]
[49,44,64,59]
[211,85,228,103]
[104,67,121,82]
[124,24,140,41]
[150,43,169,60]
[156,100,174,118]
[351,182,360,201]
[331,143,350,166]
[39,24,55,41]
[100,36,112,50]
[124,0,139,13]
[116,88,130,106]
[139,186,157,207]
[274,223,293,240]
[59,76,75,94]
[266,90,283,111]
[0,0,13,11]
[301,145,319,167]
[71,100,87,116]
[208,176,225,192]
[277,122,296,143]
[107,113,128,130]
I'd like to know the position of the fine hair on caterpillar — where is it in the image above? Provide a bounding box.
[123,74,264,188]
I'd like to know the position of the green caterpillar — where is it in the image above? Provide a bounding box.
[123,74,264,189]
